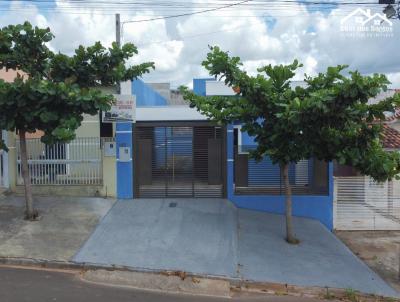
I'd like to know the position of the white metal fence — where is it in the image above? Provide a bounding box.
[16,137,105,186]
[334,176,400,230]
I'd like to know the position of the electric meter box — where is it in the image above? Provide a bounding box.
[119,147,131,162]
[104,142,116,157]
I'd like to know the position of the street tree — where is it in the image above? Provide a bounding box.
[0,21,154,220]
[180,46,400,243]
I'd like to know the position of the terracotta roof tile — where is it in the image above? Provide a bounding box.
[381,124,400,149]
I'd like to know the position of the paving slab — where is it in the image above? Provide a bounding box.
[237,209,399,297]
[74,198,238,277]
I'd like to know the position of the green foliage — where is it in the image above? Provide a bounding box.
[0,22,54,78]
[0,21,155,147]
[0,138,7,152]
[344,288,359,302]
[181,46,400,182]
[49,42,154,88]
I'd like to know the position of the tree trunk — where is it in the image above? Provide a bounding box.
[281,163,299,244]
[19,131,37,220]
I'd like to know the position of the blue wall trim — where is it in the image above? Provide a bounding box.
[132,79,168,106]
[226,123,334,230]
[116,122,133,199]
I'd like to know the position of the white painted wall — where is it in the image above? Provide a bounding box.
[121,81,132,95]
[205,81,236,96]
[136,106,208,121]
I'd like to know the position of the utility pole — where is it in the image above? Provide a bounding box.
[116,13,121,93]
[115,13,131,95]
[116,13,121,47]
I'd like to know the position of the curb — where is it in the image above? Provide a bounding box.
[82,269,231,297]
[0,257,398,301]
[0,257,84,271]
[0,256,239,282]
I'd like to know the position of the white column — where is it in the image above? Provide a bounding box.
[120,80,132,95]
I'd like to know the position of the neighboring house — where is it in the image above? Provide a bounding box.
[334,123,400,177]
[334,119,400,231]
[0,69,116,197]
[381,124,400,150]
[335,89,400,177]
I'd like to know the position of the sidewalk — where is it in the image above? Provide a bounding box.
[74,198,398,297]
[0,196,398,298]
[0,195,115,261]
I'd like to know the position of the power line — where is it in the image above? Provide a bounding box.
[0,0,388,10]
[0,0,390,16]
[122,0,252,24]
[0,0,387,4]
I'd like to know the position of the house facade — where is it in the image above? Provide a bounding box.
[115,79,334,229]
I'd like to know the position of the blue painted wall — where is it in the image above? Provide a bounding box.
[193,78,215,96]
[132,79,168,106]
[226,124,334,230]
[116,122,133,199]
[241,130,256,147]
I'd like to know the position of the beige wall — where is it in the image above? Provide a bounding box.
[76,114,100,138]
[100,156,116,198]
[0,68,26,83]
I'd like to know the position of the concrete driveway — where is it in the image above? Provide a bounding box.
[74,198,398,297]
[74,198,238,277]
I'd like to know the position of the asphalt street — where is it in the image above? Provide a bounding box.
[0,266,326,302]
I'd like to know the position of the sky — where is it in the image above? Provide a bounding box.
[0,0,399,88]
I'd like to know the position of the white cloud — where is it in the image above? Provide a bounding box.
[387,73,400,88]
[1,0,399,88]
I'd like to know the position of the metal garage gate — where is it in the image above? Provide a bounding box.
[135,124,224,198]
[334,176,400,230]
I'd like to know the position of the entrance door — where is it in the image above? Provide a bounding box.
[135,124,224,198]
